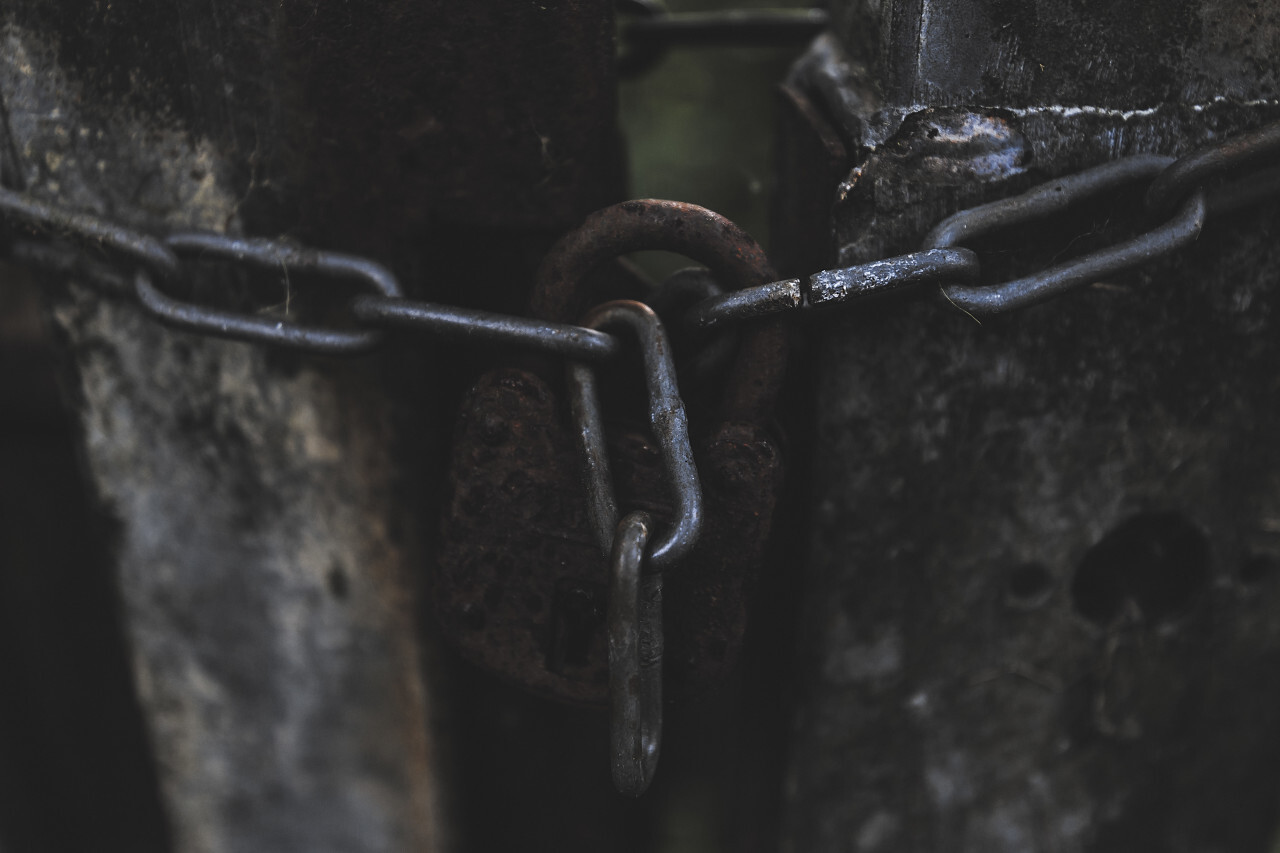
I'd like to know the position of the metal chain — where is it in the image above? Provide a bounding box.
[7,121,1273,362]
[2,113,1278,798]
[689,118,1280,325]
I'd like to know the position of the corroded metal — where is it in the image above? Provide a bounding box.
[0,0,623,846]
[530,198,788,423]
[806,248,978,309]
[438,199,786,706]
[437,367,611,705]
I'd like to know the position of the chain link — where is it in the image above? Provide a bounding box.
[927,156,1205,316]
[568,300,703,572]
[139,232,404,354]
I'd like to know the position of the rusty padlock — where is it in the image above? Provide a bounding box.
[435,199,787,706]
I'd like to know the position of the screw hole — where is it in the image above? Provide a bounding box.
[1071,512,1210,625]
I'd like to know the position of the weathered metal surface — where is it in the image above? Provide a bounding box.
[437,366,611,704]
[685,277,802,329]
[437,368,786,706]
[1,0,620,848]
[4,0,620,291]
[782,1,1280,848]
[438,200,787,707]
[806,247,979,309]
[831,0,1280,109]
[0,83,443,853]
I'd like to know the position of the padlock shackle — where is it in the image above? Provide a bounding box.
[530,199,788,424]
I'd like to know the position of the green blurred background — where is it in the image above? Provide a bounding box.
[618,0,813,282]
[616,3,813,850]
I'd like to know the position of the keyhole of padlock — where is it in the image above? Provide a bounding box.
[546,579,606,675]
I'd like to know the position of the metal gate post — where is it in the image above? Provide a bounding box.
[781,2,1280,850]
[0,2,617,850]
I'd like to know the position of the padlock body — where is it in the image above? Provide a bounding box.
[436,369,783,706]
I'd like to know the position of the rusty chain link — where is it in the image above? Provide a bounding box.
[2,115,1278,796]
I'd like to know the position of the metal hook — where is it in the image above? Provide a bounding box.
[608,511,663,797]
